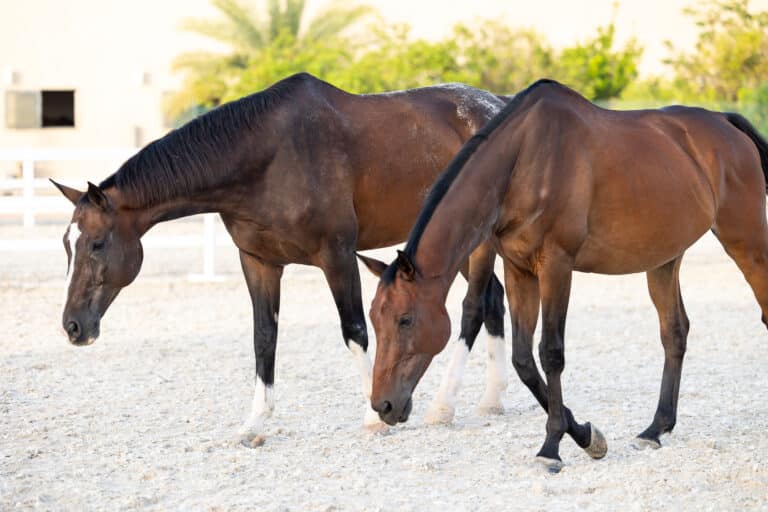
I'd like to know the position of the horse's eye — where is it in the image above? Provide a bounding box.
[92,240,105,251]
[398,316,413,329]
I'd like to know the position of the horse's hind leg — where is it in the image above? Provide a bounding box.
[425,240,507,424]
[636,257,689,449]
[714,222,768,329]
[710,161,768,324]
[477,270,507,415]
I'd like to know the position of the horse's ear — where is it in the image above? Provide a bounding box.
[396,250,416,281]
[50,179,83,205]
[86,182,110,211]
[357,253,388,278]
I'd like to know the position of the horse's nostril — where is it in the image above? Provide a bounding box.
[66,320,80,337]
[372,399,394,415]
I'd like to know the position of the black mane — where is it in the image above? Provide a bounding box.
[382,78,560,284]
[100,73,312,207]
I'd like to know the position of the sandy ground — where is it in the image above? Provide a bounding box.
[2,222,768,511]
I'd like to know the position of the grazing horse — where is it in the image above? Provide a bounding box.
[360,79,768,472]
[52,72,510,446]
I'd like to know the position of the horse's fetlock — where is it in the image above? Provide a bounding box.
[343,322,368,347]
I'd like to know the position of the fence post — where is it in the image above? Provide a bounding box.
[188,213,223,281]
[202,213,216,277]
[22,159,35,227]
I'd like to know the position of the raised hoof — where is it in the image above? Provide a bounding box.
[424,403,455,425]
[476,403,505,416]
[584,423,608,459]
[535,456,564,474]
[632,436,662,450]
[238,432,266,448]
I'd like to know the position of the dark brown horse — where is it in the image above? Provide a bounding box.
[361,79,768,472]
[52,73,510,446]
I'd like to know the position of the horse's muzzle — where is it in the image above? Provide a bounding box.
[64,317,99,346]
[373,395,413,425]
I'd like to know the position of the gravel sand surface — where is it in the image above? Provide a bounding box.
[1,224,767,510]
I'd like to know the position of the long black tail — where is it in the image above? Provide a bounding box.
[726,112,768,193]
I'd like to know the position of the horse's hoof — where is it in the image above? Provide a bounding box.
[476,402,505,416]
[584,423,608,459]
[632,436,661,450]
[424,403,455,425]
[363,421,389,435]
[535,456,564,474]
[238,432,266,448]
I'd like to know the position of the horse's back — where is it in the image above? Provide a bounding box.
[332,83,506,249]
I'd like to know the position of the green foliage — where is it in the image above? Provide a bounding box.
[664,0,768,102]
[555,23,642,101]
[333,24,463,92]
[169,0,765,135]
[738,84,768,134]
[449,22,554,94]
[167,0,373,117]
[168,0,644,120]
[618,0,768,134]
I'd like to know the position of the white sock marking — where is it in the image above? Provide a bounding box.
[348,341,382,426]
[479,335,508,408]
[240,376,274,436]
[348,341,373,398]
[61,222,80,322]
[433,339,470,408]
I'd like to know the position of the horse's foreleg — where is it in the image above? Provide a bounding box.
[504,262,605,470]
[424,240,506,424]
[636,257,689,450]
[238,250,283,448]
[504,258,605,472]
[321,248,386,432]
[535,260,574,473]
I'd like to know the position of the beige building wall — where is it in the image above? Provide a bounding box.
[0,0,218,153]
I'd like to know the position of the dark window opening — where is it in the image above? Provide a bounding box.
[41,90,75,127]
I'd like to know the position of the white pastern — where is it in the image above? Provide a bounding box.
[348,341,385,428]
[61,222,80,322]
[425,339,469,424]
[239,377,274,441]
[348,341,373,398]
[478,335,508,414]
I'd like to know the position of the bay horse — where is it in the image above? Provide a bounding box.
[52,73,511,447]
[360,79,768,472]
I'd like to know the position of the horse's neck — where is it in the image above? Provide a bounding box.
[414,128,520,282]
[106,187,239,236]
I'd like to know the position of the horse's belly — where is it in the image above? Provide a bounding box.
[572,154,718,274]
[574,219,710,274]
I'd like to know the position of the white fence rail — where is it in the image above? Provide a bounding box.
[0,148,138,227]
[0,148,224,280]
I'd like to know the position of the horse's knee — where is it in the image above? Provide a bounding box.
[539,342,564,374]
[512,353,539,385]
